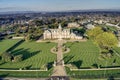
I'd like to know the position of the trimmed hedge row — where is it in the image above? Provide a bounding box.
[66,67,120,79]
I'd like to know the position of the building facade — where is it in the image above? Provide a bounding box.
[67,22,80,28]
[43,24,82,40]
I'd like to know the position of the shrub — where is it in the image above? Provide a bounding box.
[41,64,47,70]
[91,64,98,69]
[14,54,23,62]
[1,52,13,62]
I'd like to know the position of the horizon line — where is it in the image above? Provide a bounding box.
[0,8,120,13]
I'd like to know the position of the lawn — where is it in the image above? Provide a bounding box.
[0,39,21,55]
[0,69,53,78]
[64,40,120,68]
[66,67,120,79]
[113,47,120,55]
[0,41,56,69]
[97,24,118,32]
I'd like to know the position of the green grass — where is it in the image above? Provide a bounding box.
[0,39,120,78]
[0,39,21,55]
[64,40,120,68]
[113,47,120,55]
[0,41,56,69]
[66,67,120,79]
[97,24,118,32]
[0,69,53,78]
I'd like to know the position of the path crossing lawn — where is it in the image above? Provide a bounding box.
[0,41,56,69]
[0,39,21,55]
[64,40,120,68]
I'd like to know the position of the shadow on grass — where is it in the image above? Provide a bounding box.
[0,73,9,79]
[108,76,114,80]
[101,66,120,68]
[11,48,24,53]
[0,62,6,65]
[23,65,32,70]
[47,62,54,70]
[67,42,75,48]
[63,55,74,64]
[6,40,24,52]
[70,60,83,69]
[91,63,98,68]
[46,41,51,43]
[11,48,41,61]
[0,56,1,60]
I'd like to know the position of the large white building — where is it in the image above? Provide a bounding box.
[85,24,95,29]
[43,24,82,40]
[67,22,80,28]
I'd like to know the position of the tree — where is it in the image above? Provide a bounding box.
[35,20,43,26]
[14,54,23,62]
[25,34,31,41]
[72,28,86,35]
[15,27,21,34]
[95,32,118,50]
[86,27,103,39]
[2,52,13,62]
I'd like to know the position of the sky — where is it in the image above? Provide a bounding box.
[0,0,120,12]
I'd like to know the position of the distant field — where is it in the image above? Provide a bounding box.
[64,40,120,68]
[0,39,21,55]
[0,41,56,69]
